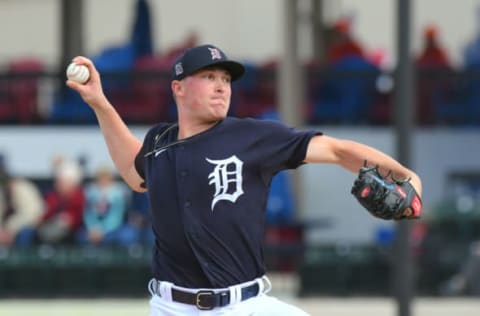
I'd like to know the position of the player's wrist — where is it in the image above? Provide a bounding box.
[90,97,114,114]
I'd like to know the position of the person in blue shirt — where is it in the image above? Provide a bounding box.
[77,165,137,246]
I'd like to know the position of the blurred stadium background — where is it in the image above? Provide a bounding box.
[1,0,480,315]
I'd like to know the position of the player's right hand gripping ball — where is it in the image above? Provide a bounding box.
[66,62,90,84]
[351,165,422,220]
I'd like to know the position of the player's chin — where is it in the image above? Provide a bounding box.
[209,112,228,122]
[210,106,229,119]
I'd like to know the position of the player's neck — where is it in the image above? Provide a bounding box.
[177,119,221,139]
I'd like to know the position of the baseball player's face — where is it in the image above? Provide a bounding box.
[178,68,232,122]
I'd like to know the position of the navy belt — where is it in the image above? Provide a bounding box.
[153,281,261,310]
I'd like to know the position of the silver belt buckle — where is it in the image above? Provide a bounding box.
[195,290,215,310]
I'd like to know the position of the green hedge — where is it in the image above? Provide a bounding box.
[0,246,151,298]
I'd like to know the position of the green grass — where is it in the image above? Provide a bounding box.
[1,297,480,316]
[0,299,149,316]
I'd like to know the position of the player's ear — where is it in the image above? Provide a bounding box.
[171,80,184,97]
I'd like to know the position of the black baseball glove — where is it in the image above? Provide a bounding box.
[351,164,422,220]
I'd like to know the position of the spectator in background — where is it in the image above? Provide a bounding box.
[464,6,480,67]
[37,159,85,244]
[326,17,365,64]
[312,16,379,125]
[77,165,138,246]
[416,24,451,67]
[458,8,480,125]
[415,24,453,125]
[0,155,43,247]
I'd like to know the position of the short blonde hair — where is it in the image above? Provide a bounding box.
[55,160,83,185]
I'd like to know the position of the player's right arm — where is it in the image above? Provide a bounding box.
[66,56,146,192]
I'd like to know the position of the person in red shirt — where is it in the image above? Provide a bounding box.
[37,160,85,244]
[326,17,365,64]
[415,24,453,125]
[416,24,451,67]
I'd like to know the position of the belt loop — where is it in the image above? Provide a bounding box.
[229,285,239,304]
[148,279,157,296]
[235,284,242,303]
[160,280,173,301]
[262,275,272,294]
[257,277,264,294]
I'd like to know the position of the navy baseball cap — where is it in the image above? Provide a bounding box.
[172,44,245,81]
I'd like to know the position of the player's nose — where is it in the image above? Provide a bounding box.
[214,80,227,93]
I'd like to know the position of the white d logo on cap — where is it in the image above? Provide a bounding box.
[208,47,222,60]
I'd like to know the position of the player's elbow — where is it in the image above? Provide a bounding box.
[124,176,147,193]
[119,167,147,193]
[132,186,148,193]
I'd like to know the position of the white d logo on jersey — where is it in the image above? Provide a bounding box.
[206,155,244,211]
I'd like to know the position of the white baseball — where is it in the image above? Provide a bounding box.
[66,62,90,84]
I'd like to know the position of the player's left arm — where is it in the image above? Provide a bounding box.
[304,135,422,196]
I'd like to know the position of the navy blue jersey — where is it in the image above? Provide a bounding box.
[135,117,319,288]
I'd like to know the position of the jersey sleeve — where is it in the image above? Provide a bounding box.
[134,142,147,183]
[252,119,321,172]
[134,123,169,188]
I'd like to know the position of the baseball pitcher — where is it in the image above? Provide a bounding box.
[67,44,422,315]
